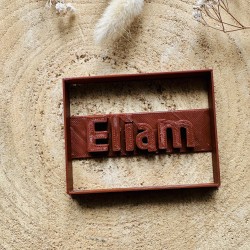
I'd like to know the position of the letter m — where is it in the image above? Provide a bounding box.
[158,120,195,149]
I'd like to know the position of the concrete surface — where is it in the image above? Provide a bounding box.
[0,0,249,249]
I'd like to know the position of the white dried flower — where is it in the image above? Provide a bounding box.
[193,10,202,21]
[46,0,75,15]
[193,0,219,21]
[55,2,67,14]
[192,0,249,33]
[66,3,76,13]
[194,0,219,8]
[196,0,206,6]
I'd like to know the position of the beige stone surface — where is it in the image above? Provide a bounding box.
[71,80,213,189]
[0,0,249,249]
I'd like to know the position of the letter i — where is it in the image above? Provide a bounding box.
[125,123,134,151]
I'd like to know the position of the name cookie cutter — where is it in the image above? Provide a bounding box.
[63,70,220,195]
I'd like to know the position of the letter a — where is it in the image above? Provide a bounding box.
[136,123,156,152]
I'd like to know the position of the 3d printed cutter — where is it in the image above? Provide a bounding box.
[63,70,220,195]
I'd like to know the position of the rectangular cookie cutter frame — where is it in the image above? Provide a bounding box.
[63,70,220,195]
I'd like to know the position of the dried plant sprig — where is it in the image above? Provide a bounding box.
[193,0,250,32]
[94,0,144,45]
[46,0,76,15]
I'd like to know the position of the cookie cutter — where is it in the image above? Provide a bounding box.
[63,70,220,195]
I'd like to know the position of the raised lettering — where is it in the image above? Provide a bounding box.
[111,116,121,152]
[158,119,195,150]
[136,123,156,152]
[87,117,108,152]
[125,123,134,151]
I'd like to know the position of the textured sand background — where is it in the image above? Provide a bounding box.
[0,0,249,249]
[72,79,213,189]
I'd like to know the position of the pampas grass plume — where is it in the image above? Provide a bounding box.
[94,0,144,45]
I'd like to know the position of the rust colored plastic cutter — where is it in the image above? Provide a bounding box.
[63,70,220,195]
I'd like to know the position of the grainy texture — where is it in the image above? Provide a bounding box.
[0,0,249,249]
[71,80,213,189]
